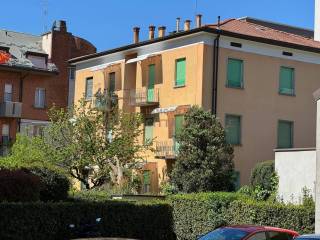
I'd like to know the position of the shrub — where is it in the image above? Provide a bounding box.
[250,160,275,190]
[27,167,70,201]
[0,201,175,240]
[228,200,314,234]
[0,169,41,202]
[169,192,248,240]
[69,190,110,202]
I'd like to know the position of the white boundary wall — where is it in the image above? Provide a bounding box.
[275,149,316,204]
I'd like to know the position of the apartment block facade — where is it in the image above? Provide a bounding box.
[70,16,320,193]
[0,20,96,155]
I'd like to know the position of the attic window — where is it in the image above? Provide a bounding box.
[26,51,48,69]
[282,51,293,57]
[0,46,9,53]
[230,42,242,48]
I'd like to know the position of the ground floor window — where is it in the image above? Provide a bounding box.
[143,170,151,193]
[277,120,293,148]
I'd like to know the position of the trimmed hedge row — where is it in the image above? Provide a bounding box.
[169,192,249,240]
[0,201,175,240]
[169,192,315,240]
[228,200,315,234]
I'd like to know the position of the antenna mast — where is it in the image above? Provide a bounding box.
[41,0,49,32]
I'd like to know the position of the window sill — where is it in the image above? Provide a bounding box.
[174,85,186,89]
[33,105,46,109]
[225,85,244,90]
[278,92,295,97]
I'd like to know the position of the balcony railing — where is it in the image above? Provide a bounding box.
[0,101,22,118]
[155,140,179,159]
[91,91,118,112]
[130,88,159,106]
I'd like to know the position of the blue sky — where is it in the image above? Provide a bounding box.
[0,0,315,51]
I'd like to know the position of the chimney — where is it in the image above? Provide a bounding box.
[315,0,320,41]
[184,20,191,31]
[133,27,140,43]
[158,26,166,38]
[52,20,67,32]
[196,14,202,28]
[149,25,155,40]
[176,17,181,32]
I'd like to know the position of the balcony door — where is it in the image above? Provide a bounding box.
[4,84,12,102]
[147,64,155,102]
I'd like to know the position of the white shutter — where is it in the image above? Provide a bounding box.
[4,84,12,102]
[2,124,9,136]
[4,84,12,93]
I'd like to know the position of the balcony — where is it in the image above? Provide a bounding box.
[0,101,22,118]
[130,88,159,106]
[155,140,179,159]
[91,91,118,112]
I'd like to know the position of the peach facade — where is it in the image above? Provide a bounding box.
[73,31,320,192]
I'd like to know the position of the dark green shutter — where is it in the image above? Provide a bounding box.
[175,58,186,86]
[85,78,93,99]
[109,72,115,93]
[144,118,153,144]
[148,64,155,102]
[143,170,151,185]
[278,121,293,148]
[227,59,243,88]
[225,115,241,145]
[174,115,184,136]
[279,67,294,95]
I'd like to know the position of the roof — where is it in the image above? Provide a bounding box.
[0,30,58,73]
[207,18,320,49]
[70,17,320,64]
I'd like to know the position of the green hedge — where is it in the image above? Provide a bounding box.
[169,192,248,240]
[0,201,175,240]
[170,192,314,240]
[228,200,314,234]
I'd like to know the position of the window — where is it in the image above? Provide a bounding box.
[69,67,76,80]
[148,64,155,102]
[27,54,47,69]
[175,58,186,87]
[85,77,93,100]
[233,171,241,190]
[227,58,243,88]
[278,120,293,148]
[174,115,184,153]
[247,232,267,240]
[144,118,153,144]
[34,88,46,108]
[143,170,151,193]
[279,67,294,95]
[109,72,116,93]
[4,84,12,102]
[268,231,292,240]
[225,115,241,145]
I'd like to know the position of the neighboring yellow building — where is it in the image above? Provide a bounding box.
[70,16,320,193]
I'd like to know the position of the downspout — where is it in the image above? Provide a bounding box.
[212,18,221,115]
[17,73,28,132]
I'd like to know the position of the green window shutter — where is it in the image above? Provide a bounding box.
[144,118,153,144]
[227,58,243,88]
[143,170,151,185]
[109,72,115,93]
[147,65,155,102]
[85,77,93,99]
[278,120,293,148]
[174,115,184,136]
[225,115,241,145]
[175,58,186,87]
[279,67,294,95]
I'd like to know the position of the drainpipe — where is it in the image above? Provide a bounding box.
[212,18,221,115]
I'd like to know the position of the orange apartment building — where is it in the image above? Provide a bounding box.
[0,20,96,155]
[70,15,320,193]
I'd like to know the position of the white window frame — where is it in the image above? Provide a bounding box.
[4,83,12,102]
[34,88,46,108]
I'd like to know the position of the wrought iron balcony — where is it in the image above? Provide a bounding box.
[130,88,159,106]
[155,140,178,159]
[91,91,118,112]
[0,101,22,118]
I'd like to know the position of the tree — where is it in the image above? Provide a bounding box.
[42,96,150,190]
[170,106,235,193]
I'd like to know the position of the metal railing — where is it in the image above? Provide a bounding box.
[130,87,159,106]
[0,101,22,118]
[155,139,178,159]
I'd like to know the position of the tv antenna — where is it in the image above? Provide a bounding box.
[41,0,49,32]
